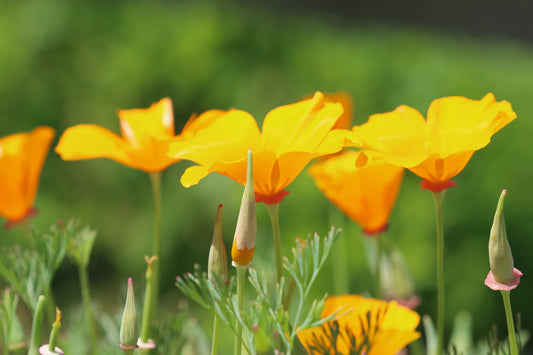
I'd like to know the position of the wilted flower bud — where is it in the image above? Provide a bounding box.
[488,190,514,283]
[208,204,228,282]
[231,150,257,267]
[120,278,139,349]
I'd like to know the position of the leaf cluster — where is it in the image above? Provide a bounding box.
[176,227,341,354]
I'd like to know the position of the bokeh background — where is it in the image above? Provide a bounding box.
[1,0,533,353]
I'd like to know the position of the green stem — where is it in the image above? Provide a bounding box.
[28,295,46,355]
[122,348,135,355]
[373,234,382,299]
[211,313,220,355]
[140,171,162,354]
[48,308,61,351]
[234,266,246,355]
[265,203,283,283]
[432,191,446,355]
[140,257,156,355]
[79,264,97,355]
[501,290,519,355]
[329,208,347,295]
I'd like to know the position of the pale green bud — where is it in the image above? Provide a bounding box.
[488,190,514,283]
[208,204,228,282]
[120,278,138,349]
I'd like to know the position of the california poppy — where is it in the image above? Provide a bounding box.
[0,126,55,227]
[168,92,345,203]
[56,97,181,172]
[309,150,403,235]
[348,93,516,192]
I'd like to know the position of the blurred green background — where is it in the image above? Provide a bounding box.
[1,0,533,352]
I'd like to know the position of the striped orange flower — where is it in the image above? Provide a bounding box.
[297,295,420,355]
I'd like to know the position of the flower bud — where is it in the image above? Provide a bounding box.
[208,204,228,282]
[120,278,139,349]
[488,190,514,283]
[231,150,257,267]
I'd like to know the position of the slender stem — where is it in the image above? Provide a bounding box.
[373,234,382,299]
[79,264,97,355]
[501,290,519,355]
[431,191,446,355]
[329,208,348,294]
[211,313,220,355]
[234,266,246,355]
[43,287,56,329]
[28,295,46,355]
[122,349,135,355]
[265,203,283,283]
[140,171,162,354]
[140,256,156,355]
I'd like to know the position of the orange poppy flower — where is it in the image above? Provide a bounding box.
[308,150,403,235]
[0,126,55,227]
[348,93,516,192]
[297,295,420,355]
[55,98,182,172]
[168,92,345,203]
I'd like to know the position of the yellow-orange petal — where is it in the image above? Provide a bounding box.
[180,165,211,188]
[0,126,55,222]
[117,97,175,146]
[353,105,429,167]
[55,124,134,167]
[426,93,516,157]
[169,110,261,165]
[262,92,344,154]
[408,150,475,184]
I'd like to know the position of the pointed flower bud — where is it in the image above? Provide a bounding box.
[231,150,257,267]
[120,278,139,349]
[208,204,228,282]
[485,190,522,291]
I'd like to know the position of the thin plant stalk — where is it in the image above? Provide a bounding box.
[328,207,348,294]
[431,191,446,355]
[27,295,46,355]
[265,203,283,282]
[140,171,162,353]
[234,266,246,355]
[333,233,349,294]
[140,256,156,355]
[501,290,519,355]
[211,313,221,355]
[79,264,97,355]
[372,234,382,299]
